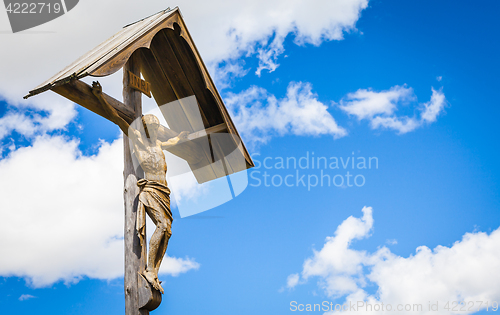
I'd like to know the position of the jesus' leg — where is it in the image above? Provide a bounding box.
[143,224,165,293]
[143,207,171,293]
[153,219,172,276]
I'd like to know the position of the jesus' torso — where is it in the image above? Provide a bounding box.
[134,140,168,186]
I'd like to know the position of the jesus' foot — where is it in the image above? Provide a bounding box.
[142,270,164,294]
[154,278,164,294]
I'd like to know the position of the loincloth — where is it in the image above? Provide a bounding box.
[136,179,172,239]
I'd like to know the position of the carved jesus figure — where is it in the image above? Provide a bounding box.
[92,81,188,294]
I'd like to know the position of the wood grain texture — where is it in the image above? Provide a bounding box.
[173,15,254,169]
[124,173,146,315]
[51,79,135,124]
[89,11,182,77]
[167,14,253,168]
[149,30,207,130]
[140,48,192,132]
[38,8,254,183]
[123,52,159,315]
[138,274,161,310]
[27,9,175,97]
[128,70,152,98]
[164,25,222,127]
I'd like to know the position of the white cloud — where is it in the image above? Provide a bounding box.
[339,86,415,120]
[421,87,447,123]
[0,135,198,287]
[288,207,500,314]
[225,82,347,145]
[183,0,369,75]
[18,294,36,301]
[0,0,368,141]
[0,100,76,140]
[339,86,447,134]
[209,60,250,90]
[160,256,200,277]
[287,273,300,289]
[386,239,397,245]
[370,116,421,134]
[0,112,39,139]
[255,34,286,76]
[299,206,373,298]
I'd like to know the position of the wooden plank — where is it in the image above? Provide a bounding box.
[51,79,135,124]
[150,30,209,130]
[51,77,208,166]
[157,125,204,165]
[141,44,220,183]
[141,49,216,179]
[212,132,249,176]
[206,135,227,178]
[88,10,176,77]
[128,71,152,98]
[143,25,250,182]
[192,129,252,182]
[123,52,154,315]
[212,135,236,175]
[159,124,229,184]
[164,26,223,127]
[173,15,255,168]
[166,17,255,171]
[138,274,161,310]
[187,123,226,141]
[32,10,167,94]
[139,49,192,132]
[124,173,146,315]
[31,8,255,182]
[166,123,227,183]
[190,161,217,183]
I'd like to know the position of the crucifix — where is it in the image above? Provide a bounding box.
[25,7,254,314]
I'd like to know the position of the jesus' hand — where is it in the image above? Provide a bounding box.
[177,131,189,141]
[91,81,102,97]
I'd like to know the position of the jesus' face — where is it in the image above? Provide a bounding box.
[142,114,160,139]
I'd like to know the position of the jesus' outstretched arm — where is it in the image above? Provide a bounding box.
[160,131,189,149]
[91,81,140,139]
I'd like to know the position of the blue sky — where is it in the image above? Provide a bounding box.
[1,1,500,314]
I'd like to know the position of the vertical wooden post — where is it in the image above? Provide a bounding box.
[123,52,148,315]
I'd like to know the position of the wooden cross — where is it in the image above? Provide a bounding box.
[25,8,254,314]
